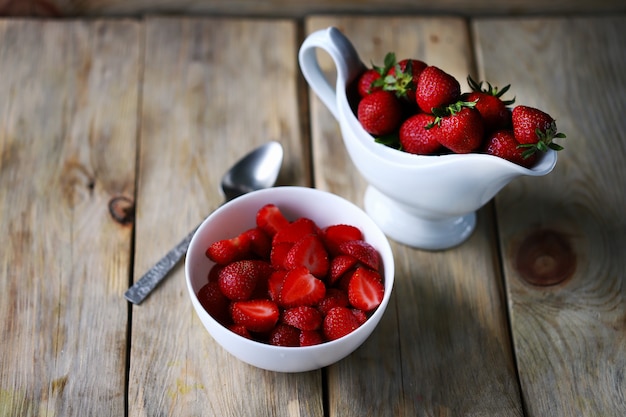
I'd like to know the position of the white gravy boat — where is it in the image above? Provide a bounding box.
[299,27,557,250]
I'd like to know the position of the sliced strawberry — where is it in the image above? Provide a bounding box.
[282,306,322,331]
[322,224,363,255]
[348,267,385,312]
[218,259,272,301]
[299,330,324,346]
[240,227,272,259]
[205,233,251,265]
[317,288,349,316]
[329,254,358,285]
[230,299,279,333]
[351,309,368,325]
[256,204,290,237]
[269,324,300,347]
[339,240,381,272]
[267,269,287,301]
[270,241,293,269]
[285,235,329,278]
[273,217,318,245]
[197,281,231,325]
[228,323,252,339]
[278,266,326,308]
[207,263,223,282]
[323,306,361,341]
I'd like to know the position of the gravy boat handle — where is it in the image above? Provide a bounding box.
[299,27,366,121]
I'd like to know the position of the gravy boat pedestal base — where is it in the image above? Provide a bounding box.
[364,186,476,250]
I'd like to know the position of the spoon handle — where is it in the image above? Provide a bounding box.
[124,223,200,305]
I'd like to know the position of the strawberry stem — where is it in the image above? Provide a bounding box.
[516,126,566,158]
[426,100,478,129]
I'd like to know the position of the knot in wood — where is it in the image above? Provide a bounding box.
[108,196,135,225]
[514,229,576,287]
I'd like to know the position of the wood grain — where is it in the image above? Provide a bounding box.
[0,19,140,417]
[127,17,317,417]
[304,16,523,416]
[473,16,626,417]
[5,0,626,18]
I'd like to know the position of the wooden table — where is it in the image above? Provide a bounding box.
[1,14,624,417]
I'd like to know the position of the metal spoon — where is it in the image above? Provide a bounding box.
[124,141,284,305]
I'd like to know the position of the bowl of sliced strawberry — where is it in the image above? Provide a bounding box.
[185,186,394,372]
[299,27,566,250]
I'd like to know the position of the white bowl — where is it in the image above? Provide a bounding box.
[185,186,395,372]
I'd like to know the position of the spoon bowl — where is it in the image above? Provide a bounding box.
[124,141,284,304]
[221,141,284,201]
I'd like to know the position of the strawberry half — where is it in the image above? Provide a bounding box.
[197,281,231,325]
[230,299,279,333]
[268,324,300,347]
[228,324,252,339]
[299,330,324,346]
[241,227,272,259]
[347,267,385,312]
[323,306,362,341]
[329,254,358,285]
[256,204,290,237]
[218,259,272,301]
[267,269,287,301]
[282,306,322,331]
[285,234,329,278]
[322,224,363,256]
[273,217,318,245]
[317,288,349,316]
[205,233,252,265]
[278,266,326,308]
[338,240,381,271]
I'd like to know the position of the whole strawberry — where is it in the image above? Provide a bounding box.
[428,102,484,154]
[512,105,565,158]
[356,52,396,97]
[484,129,537,168]
[357,68,383,98]
[383,58,427,103]
[463,75,514,133]
[357,90,403,136]
[416,65,461,113]
[399,113,442,155]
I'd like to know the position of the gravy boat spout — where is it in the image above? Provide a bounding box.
[299,27,557,250]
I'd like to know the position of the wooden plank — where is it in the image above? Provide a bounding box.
[127,17,317,417]
[8,0,626,18]
[473,16,626,416]
[304,16,523,416]
[0,19,140,416]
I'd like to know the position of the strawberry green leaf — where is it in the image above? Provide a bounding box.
[375,133,401,149]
